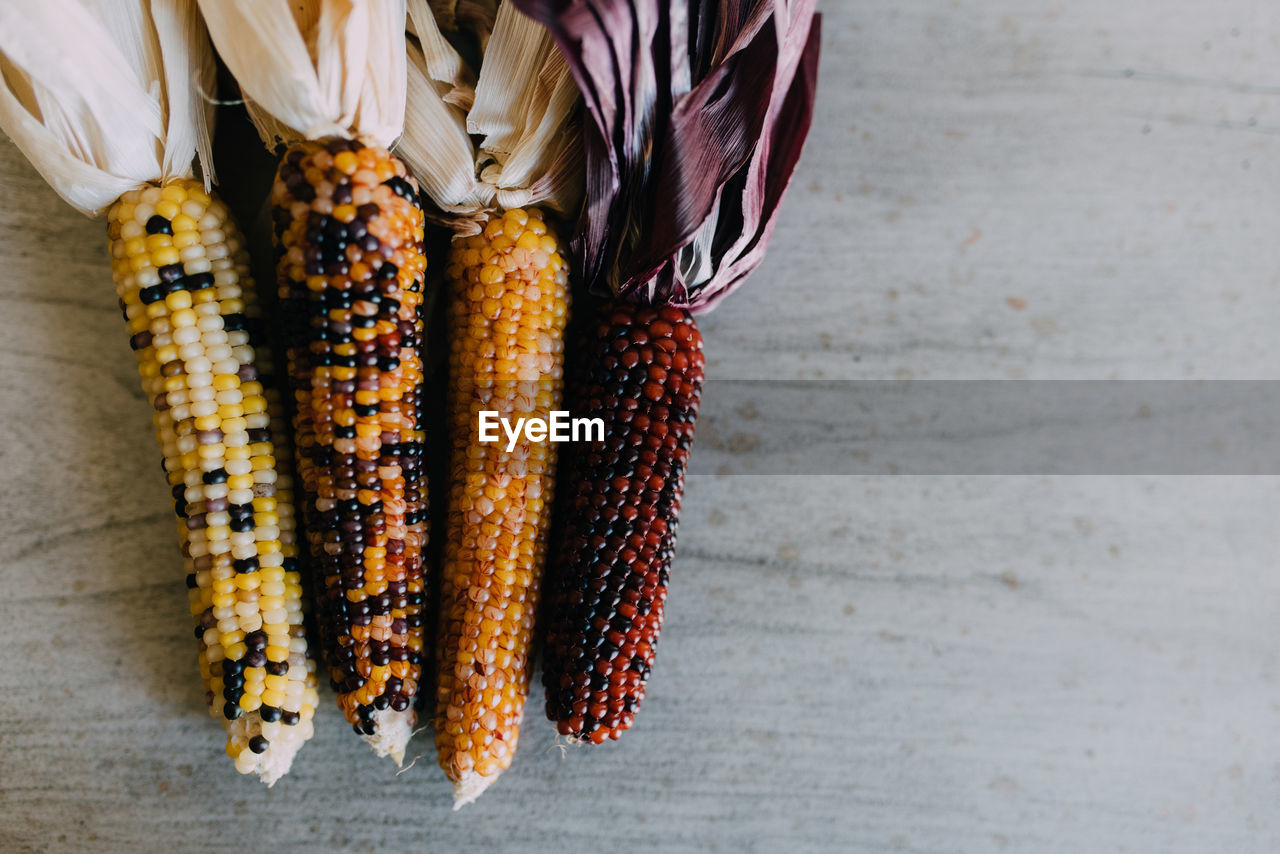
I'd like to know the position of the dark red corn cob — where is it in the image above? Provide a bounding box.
[543,303,705,742]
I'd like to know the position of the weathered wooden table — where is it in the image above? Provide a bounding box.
[1,2,1277,852]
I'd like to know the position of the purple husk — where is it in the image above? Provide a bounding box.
[512,0,820,311]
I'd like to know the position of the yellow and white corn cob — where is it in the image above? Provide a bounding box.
[107,179,319,784]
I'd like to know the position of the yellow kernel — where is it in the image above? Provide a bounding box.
[152,246,181,266]
[165,290,192,310]
[334,151,359,174]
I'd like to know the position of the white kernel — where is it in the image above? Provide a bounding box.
[171,327,198,346]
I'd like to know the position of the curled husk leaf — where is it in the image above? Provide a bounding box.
[0,0,214,216]
[399,0,582,235]
[197,0,408,148]
[512,0,821,310]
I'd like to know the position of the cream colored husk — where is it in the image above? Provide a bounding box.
[0,0,213,215]
[400,0,581,234]
[197,0,408,147]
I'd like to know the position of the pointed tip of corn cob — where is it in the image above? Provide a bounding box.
[362,708,416,765]
[228,714,312,786]
[451,771,499,810]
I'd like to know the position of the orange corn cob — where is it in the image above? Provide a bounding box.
[438,207,569,805]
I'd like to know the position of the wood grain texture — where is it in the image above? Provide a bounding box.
[1,2,1279,852]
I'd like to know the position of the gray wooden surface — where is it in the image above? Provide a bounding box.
[2,2,1278,852]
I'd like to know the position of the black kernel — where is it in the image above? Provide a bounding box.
[158,263,184,283]
[145,215,173,235]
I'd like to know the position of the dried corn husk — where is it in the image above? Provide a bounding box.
[399,0,581,234]
[513,0,821,310]
[0,0,213,216]
[428,0,500,47]
[198,0,408,148]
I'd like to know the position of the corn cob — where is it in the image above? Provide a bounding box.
[438,207,568,805]
[541,304,703,743]
[270,138,429,760]
[107,179,319,783]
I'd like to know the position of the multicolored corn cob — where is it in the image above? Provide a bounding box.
[107,179,319,783]
[271,138,430,761]
[542,304,703,742]
[438,207,568,805]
